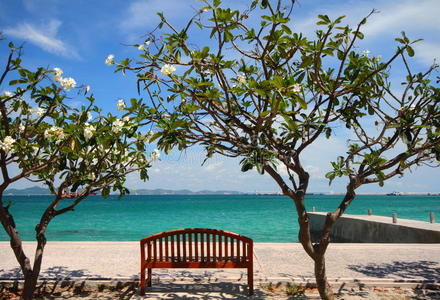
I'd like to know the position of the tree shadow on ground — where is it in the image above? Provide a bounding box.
[347,260,440,281]
[142,282,265,299]
[0,265,103,279]
[1,281,264,300]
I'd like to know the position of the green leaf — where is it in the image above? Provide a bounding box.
[102,186,110,198]
[298,97,307,110]
[260,0,269,9]
[406,46,415,57]
[256,163,264,174]
[317,14,330,25]
[259,110,272,118]
[241,163,253,172]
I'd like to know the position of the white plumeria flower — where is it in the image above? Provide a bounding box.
[53,67,63,82]
[112,119,124,133]
[151,149,160,161]
[292,83,302,93]
[84,123,96,140]
[138,44,146,51]
[160,64,176,75]
[123,116,130,122]
[44,126,65,140]
[3,91,13,97]
[0,136,16,153]
[19,124,25,132]
[60,77,76,91]
[35,107,46,118]
[85,85,91,94]
[237,73,246,85]
[362,50,370,57]
[32,146,39,155]
[117,99,126,111]
[87,111,93,121]
[105,54,115,65]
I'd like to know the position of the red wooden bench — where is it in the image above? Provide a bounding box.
[140,228,254,295]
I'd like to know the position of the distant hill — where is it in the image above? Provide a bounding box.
[4,186,244,196]
[4,186,51,195]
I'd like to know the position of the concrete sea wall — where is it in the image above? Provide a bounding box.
[309,212,440,243]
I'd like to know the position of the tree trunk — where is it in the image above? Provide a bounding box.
[21,225,48,300]
[314,253,334,300]
[22,272,38,300]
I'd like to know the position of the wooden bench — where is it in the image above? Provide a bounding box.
[140,228,253,295]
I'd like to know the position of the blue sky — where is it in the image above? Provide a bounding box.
[1,0,439,193]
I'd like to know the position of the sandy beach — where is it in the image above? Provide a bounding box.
[1,242,439,284]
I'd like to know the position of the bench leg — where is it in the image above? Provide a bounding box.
[147,268,152,287]
[140,267,146,295]
[248,266,254,296]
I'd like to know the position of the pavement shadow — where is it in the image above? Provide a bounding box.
[0,266,103,279]
[0,267,22,279]
[347,260,440,281]
[143,282,263,299]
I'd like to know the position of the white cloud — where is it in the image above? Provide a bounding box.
[293,0,440,41]
[414,42,440,66]
[3,19,80,59]
[363,0,440,36]
[119,0,195,31]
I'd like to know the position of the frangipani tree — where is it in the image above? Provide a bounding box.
[0,38,157,299]
[115,0,439,299]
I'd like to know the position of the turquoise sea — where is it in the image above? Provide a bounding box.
[1,194,439,242]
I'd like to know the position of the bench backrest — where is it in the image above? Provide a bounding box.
[140,228,253,263]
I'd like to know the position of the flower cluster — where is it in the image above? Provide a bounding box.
[44,126,65,141]
[161,64,176,75]
[84,123,96,140]
[138,41,151,51]
[112,119,125,133]
[60,77,77,91]
[35,107,46,118]
[2,91,13,97]
[0,136,15,153]
[151,149,160,161]
[53,68,63,81]
[117,99,126,111]
[292,83,302,93]
[105,54,115,65]
[237,73,246,85]
[53,67,77,91]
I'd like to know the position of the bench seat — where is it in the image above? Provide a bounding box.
[140,228,253,295]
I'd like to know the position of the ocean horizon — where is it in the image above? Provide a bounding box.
[1,194,439,242]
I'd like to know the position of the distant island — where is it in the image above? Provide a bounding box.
[4,186,439,196]
[4,186,245,196]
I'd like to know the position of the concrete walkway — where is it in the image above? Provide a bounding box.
[1,242,439,287]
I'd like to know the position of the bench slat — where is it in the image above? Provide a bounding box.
[145,261,250,269]
[171,235,175,262]
[225,236,228,259]
[212,234,217,261]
